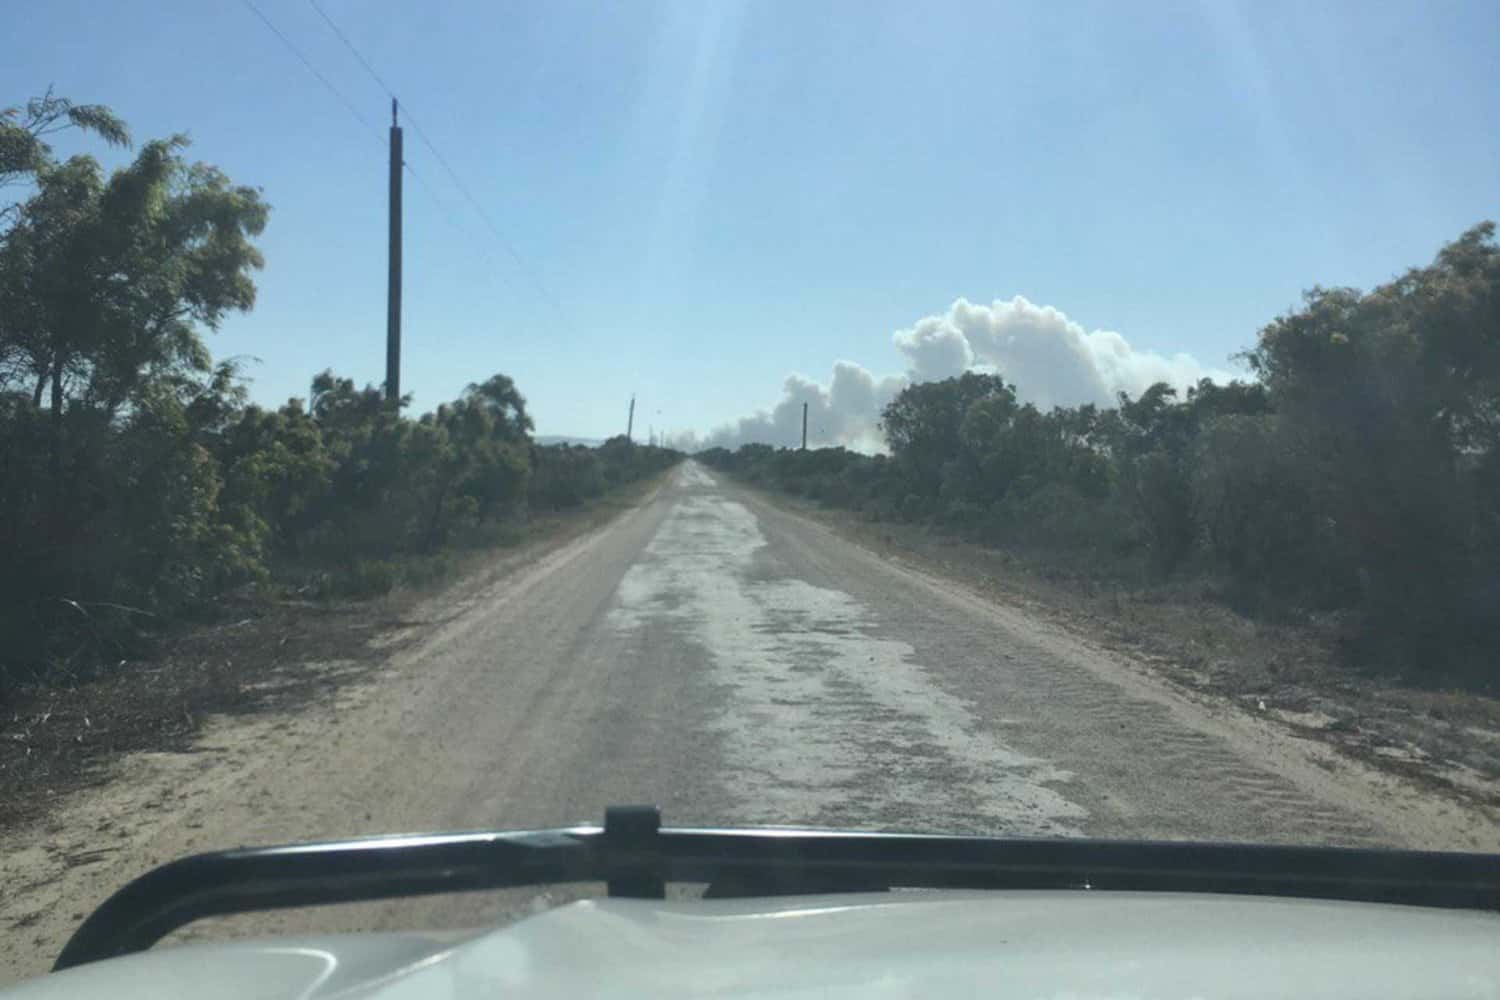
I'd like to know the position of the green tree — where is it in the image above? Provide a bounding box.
[463,373,532,442]
[1246,222,1500,674]
[0,136,267,522]
[305,371,410,554]
[529,445,605,509]
[211,396,333,563]
[0,90,129,197]
[881,372,1015,499]
[0,103,268,672]
[448,375,533,523]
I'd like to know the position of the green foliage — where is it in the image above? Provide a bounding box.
[0,94,684,691]
[529,437,681,510]
[1191,414,1338,603]
[529,444,605,508]
[1,89,130,206]
[984,484,1126,554]
[880,372,1014,495]
[0,99,269,677]
[339,560,398,599]
[5,93,1495,690]
[1120,449,1194,574]
[1242,223,1500,675]
[703,223,1500,685]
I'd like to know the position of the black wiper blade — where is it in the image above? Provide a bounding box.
[53,825,602,971]
[53,805,1500,972]
[661,825,1500,902]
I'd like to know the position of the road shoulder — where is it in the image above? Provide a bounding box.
[721,475,1500,851]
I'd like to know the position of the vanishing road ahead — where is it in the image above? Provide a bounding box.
[2,461,1477,982]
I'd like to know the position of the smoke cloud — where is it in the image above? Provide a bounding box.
[689,296,1231,452]
[896,296,1231,410]
[674,361,904,452]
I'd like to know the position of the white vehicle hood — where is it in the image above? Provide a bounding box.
[8,890,1499,999]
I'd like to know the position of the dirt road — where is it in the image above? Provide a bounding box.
[2,461,1495,983]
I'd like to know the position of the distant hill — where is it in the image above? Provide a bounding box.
[533,435,605,447]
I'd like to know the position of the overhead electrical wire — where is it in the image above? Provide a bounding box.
[309,0,581,335]
[238,0,387,150]
[237,0,546,314]
[306,0,401,99]
[400,159,530,300]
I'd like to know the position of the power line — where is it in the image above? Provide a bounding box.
[241,0,529,305]
[308,0,581,336]
[403,107,578,326]
[241,0,531,307]
[238,0,386,150]
[308,0,400,98]
[402,159,531,302]
[402,162,466,236]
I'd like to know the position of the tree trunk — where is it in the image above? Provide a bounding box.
[426,475,451,551]
[48,350,66,543]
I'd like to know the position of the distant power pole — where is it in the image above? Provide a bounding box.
[626,395,636,442]
[385,99,403,405]
[801,402,808,451]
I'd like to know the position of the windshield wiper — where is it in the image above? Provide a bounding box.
[54,805,1500,971]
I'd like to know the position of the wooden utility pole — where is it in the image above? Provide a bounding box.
[626,395,636,442]
[801,402,808,450]
[385,99,403,404]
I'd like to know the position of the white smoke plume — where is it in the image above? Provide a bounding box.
[895,296,1231,410]
[690,296,1232,452]
[676,361,904,452]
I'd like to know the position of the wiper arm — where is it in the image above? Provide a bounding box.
[54,805,1500,972]
[53,825,600,971]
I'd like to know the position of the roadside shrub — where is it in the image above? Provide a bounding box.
[818,477,857,508]
[986,483,1123,553]
[399,553,454,590]
[864,495,899,522]
[698,224,1500,688]
[941,500,985,529]
[1192,415,1346,605]
[336,559,397,598]
[529,445,605,509]
[1121,450,1195,575]
[900,493,931,522]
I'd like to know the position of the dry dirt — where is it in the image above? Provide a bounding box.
[1,465,1495,988]
[0,488,658,834]
[763,489,1500,809]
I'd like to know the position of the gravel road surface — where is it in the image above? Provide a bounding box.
[3,461,1493,983]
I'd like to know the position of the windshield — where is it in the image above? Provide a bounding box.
[1,0,1497,982]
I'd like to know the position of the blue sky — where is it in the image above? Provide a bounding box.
[7,0,1498,442]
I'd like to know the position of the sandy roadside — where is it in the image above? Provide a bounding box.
[0,479,672,985]
[2,466,1496,989]
[729,480,1500,842]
